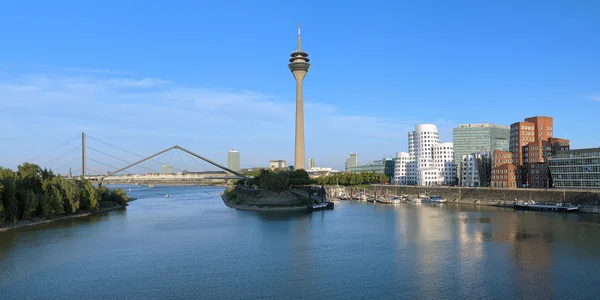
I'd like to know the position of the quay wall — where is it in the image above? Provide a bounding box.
[325,185,600,205]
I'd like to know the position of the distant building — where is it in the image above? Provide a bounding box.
[492,116,570,188]
[548,147,600,189]
[345,153,357,171]
[308,158,316,170]
[453,123,509,185]
[269,160,286,171]
[394,124,456,186]
[459,151,492,187]
[349,157,395,182]
[227,149,240,172]
[160,165,173,174]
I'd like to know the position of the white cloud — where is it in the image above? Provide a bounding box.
[0,72,455,172]
[584,94,600,102]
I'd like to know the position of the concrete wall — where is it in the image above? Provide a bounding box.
[325,185,600,205]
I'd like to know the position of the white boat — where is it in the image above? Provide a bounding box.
[307,201,334,211]
[376,196,392,204]
[514,201,579,213]
[409,198,421,203]
[422,195,446,203]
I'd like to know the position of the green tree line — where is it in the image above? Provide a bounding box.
[237,169,388,190]
[237,169,317,192]
[316,171,388,186]
[0,162,129,224]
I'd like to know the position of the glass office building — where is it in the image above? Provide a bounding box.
[453,123,509,184]
[548,147,600,189]
[349,158,395,181]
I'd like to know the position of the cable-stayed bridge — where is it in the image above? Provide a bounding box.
[26,132,247,185]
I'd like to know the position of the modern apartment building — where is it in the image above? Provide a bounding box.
[227,149,240,172]
[459,151,492,187]
[308,158,316,170]
[453,123,509,184]
[394,124,456,186]
[159,165,174,174]
[433,142,457,185]
[269,160,286,171]
[495,116,570,188]
[548,147,600,189]
[345,153,358,171]
[394,152,412,185]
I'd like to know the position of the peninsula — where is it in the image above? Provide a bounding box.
[221,169,320,211]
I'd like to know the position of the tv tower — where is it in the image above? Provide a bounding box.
[288,23,310,170]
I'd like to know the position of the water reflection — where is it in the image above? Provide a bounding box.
[4,188,600,299]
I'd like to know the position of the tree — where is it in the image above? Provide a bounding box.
[260,171,290,192]
[0,168,18,223]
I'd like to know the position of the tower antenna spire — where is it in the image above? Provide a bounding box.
[297,23,301,52]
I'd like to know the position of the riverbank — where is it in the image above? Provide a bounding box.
[0,205,126,232]
[220,189,308,212]
[326,185,600,205]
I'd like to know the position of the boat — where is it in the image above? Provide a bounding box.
[376,196,392,204]
[409,197,421,203]
[422,195,446,203]
[339,193,350,200]
[367,197,376,203]
[165,194,169,198]
[513,201,579,213]
[147,184,155,188]
[307,201,335,211]
[391,196,401,204]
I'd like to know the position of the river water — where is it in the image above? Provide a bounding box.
[2,185,600,299]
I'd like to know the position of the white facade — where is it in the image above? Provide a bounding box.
[460,153,479,187]
[393,124,457,186]
[393,152,412,185]
[434,143,456,185]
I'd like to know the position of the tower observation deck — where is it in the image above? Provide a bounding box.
[288,23,310,170]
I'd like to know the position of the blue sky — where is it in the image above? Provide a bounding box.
[0,0,599,174]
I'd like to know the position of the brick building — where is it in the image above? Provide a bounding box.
[492,116,570,188]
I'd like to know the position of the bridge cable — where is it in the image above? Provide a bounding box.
[56,157,81,172]
[86,146,156,173]
[86,156,119,172]
[180,150,209,172]
[27,133,80,162]
[86,134,183,172]
[176,150,187,171]
[40,146,81,167]
[86,167,103,175]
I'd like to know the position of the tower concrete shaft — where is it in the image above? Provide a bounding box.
[288,23,310,170]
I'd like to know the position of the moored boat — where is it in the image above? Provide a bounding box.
[422,195,446,203]
[513,201,579,213]
[376,196,392,204]
[307,201,335,211]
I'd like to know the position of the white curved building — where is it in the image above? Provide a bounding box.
[434,142,456,185]
[393,124,457,186]
[394,152,411,185]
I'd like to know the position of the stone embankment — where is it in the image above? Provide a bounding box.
[325,185,600,205]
